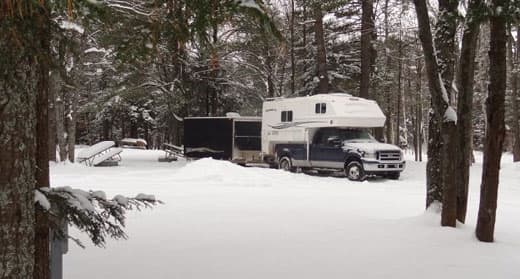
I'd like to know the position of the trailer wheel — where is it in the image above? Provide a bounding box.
[345,161,365,181]
[279,156,295,172]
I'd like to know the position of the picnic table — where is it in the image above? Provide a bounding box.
[158,143,184,162]
[77,141,123,166]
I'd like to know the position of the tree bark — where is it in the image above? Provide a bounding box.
[476,0,507,242]
[0,13,38,279]
[360,0,376,99]
[455,0,482,223]
[313,3,328,94]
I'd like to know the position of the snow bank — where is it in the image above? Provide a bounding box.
[175,158,294,187]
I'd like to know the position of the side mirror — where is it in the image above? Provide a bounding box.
[327,136,341,146]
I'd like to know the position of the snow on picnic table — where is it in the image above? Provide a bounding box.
[51,149,520,279]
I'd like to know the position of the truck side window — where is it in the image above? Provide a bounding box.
[318,130,331,145]
[315,103,326,114]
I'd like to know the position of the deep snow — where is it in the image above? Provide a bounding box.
[50,149,520,279]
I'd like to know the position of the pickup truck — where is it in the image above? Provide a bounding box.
[274,127,405,181]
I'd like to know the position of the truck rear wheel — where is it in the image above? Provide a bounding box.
[345,161,365,181]
[279,156,295,172]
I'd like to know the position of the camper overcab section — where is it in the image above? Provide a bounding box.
[261,93,405,180]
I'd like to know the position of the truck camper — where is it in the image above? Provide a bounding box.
[261,93,405,180]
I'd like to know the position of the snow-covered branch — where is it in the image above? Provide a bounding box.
[35,187,162,248]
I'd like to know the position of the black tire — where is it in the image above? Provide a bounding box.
[279,156,295,172]
[268,163,278,169]
[386,172,400,180]
[345,161,365,181]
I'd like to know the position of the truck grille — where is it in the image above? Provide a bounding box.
[378,151,401,161]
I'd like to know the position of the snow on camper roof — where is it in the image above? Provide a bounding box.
[184,116,261,121]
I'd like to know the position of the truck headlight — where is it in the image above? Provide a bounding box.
[363,152,377,159]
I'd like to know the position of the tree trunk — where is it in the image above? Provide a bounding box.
[413,0,458,227]
[313,3,328,94]
[0,13,38,279]
[396,34,403,145]
[34,5,51,279]
[360,0,375,99]
[66,94,77,162]
[436,0,459,228]
[290,0,295,95]
[417,57,423,162]
[210,22,219,116]
[476,0,507,242]
[455,0,482,223]
[48,70,59,162]
[512,26,520,162]
[56,90,67,161]
[383,0,394,144]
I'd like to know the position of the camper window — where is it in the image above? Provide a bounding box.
[281,111,293,122]
[315,103,326,114]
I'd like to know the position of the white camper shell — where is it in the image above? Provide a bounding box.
[261,93,405,180]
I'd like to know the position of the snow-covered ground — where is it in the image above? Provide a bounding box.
[51,149,520,279]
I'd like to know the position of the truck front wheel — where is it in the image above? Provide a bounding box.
[279,156,295,172]
[345,161,365,181]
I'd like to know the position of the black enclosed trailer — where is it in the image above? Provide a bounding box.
[183,116,262,164]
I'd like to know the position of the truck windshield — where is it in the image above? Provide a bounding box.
[338,129,375,142]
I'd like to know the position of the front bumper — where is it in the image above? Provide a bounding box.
[361,159,406,172]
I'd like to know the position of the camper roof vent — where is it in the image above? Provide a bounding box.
[226,112,241,118]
